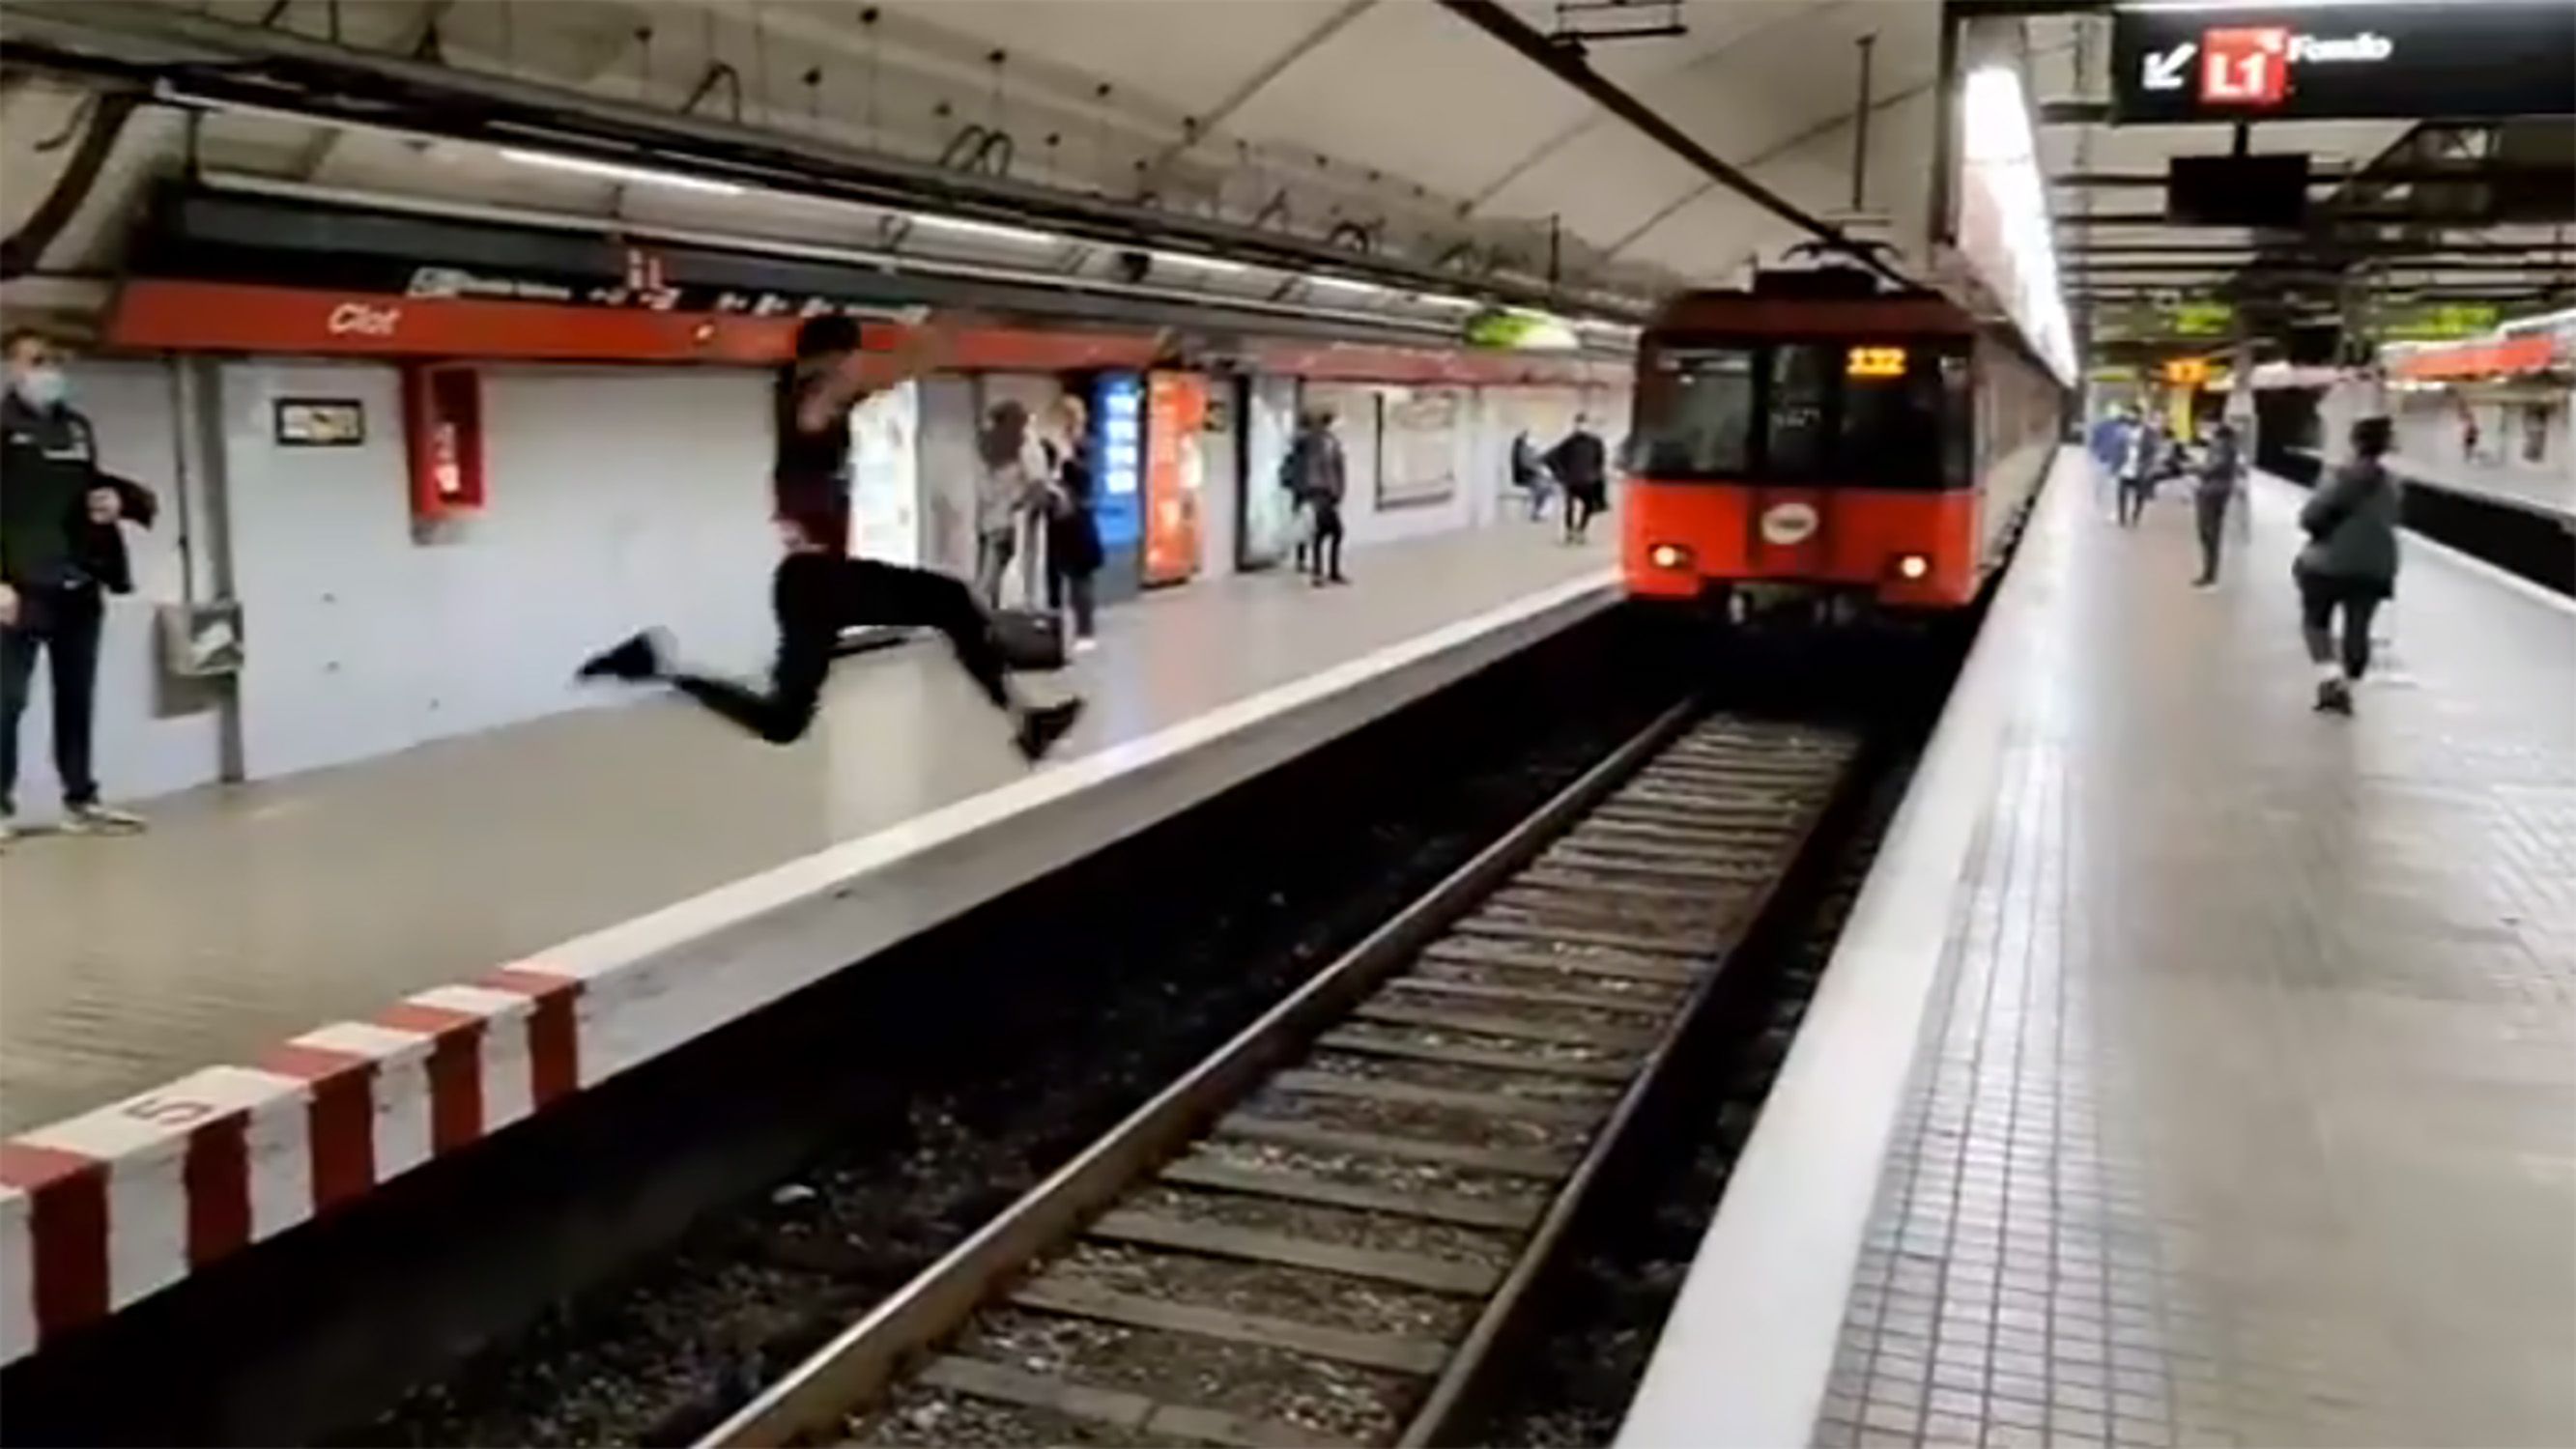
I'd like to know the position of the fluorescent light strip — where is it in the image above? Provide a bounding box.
[1415,294,1483,310]
[1307,274,1390,297]
[498,147,744,196]
[1152,249,1250,275]
[195,170,1474,345]
[907,212,1062,247]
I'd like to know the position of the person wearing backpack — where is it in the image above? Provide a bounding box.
[2294,416,2402,716]
[1546,416,1609,544]
[1282,408,1349,585]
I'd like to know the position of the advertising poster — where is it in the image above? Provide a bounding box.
[1092,373,1145,599]
[1143,371,1207,586]
[1379,385,1464,511]
[1240,377,1300,570]
[847,380,920,568]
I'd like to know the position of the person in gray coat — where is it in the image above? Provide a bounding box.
[2191,420,2245,586]
[2295,415,2402,716]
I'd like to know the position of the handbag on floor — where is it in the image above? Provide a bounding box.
[990,606,1066,670]
[990,506,1067,670]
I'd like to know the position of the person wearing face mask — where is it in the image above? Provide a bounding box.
[1,327,158,845]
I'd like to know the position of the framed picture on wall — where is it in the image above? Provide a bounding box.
[1378,385,1463,511]
[272,397,366,447]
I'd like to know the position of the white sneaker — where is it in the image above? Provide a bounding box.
[61,802,146,835]
[0,814,14,850]
[1072,637,1100,656]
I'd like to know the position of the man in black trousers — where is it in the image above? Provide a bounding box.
[2,327,157,846]
[578,315,1082,761]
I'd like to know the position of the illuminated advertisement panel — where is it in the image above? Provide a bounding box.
[1143,372,1207,585]
[1092,373,1145,598]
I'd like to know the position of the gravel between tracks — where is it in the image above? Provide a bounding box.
[1471,753,1913,1446]
[341,639,1672,1448]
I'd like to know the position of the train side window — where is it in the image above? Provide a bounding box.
[1939,352,1973,489]
[1639,347,1756,477]
[1766,343,1834,477]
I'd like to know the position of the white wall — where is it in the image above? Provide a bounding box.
[7,359,227,814]
[222,362,776,781]
[1199,380,1243,579]
[1298,380,1619,553]
[26,358,1630,803]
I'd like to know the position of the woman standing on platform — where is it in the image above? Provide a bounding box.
[974,401,1047,610]
[1043,394,1103,654]
[2294,415,2401,716]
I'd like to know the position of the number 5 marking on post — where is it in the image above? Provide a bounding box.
[123,1095,217,1127]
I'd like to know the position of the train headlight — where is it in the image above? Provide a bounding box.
[1896,554,1931,581]
[1648,543,1692,571]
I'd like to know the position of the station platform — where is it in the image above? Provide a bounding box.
[2384,450,2574,526]
[0,526,1613,1362]
[1622,455,2576,1449]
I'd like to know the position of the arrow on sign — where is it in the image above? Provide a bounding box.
[2142,41,2196,91]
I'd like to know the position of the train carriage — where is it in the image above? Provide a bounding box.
[1622,270,2063,617]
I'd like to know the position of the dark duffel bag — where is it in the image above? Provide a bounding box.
[991,607,1066,670]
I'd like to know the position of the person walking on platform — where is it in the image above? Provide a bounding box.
[1284,407,1349,585]
[2116,417,2162,527]
[2294,416,2402,717]
[577,315,1082,762]
[1042,394,1103,654]
[1548,416,1609,544]
[2,327,158,845]
[2191,420,2246,586]
[2089,407,2135,515]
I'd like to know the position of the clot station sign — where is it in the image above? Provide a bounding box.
[2110,1,2576,124]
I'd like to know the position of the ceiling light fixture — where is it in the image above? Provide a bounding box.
[1152,249,1250,275]
[1307,274,1390,298]
[907,212,1063,247]
[498,147,744,196]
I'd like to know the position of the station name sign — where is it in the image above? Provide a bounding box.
[2110,1,2576,124]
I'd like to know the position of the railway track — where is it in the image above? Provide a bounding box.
[704,704,1857,1449]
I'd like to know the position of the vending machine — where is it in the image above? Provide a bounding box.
[1091,372,1145,603]
[1142,371,1207,586]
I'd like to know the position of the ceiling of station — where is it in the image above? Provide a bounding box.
[2024,11,2574,347]
[4,0,1949,309]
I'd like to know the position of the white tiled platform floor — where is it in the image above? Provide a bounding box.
[0,526,1610,1134]
[1814,468,2576,1449]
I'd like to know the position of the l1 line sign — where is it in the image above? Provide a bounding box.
[2109,1,2576,124]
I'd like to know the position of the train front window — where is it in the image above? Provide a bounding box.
[1766,343,1835,477]
[1837,349,1948,488]
[1638,346,1755,476]
[1632,335,1973,488]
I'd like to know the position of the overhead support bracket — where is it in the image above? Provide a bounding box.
[1438,0,1913,288]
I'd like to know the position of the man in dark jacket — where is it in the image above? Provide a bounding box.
[1283,408,1349,584]
[1547,416,1609,544]
[2190,420,2245,586]
[2295,415,2402,716]
[2,328,157,843]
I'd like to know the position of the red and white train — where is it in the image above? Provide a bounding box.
[1620,269,2064,616]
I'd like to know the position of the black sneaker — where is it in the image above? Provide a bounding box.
[2313,678,2354,715]
[577,630,669,682]
[1015,697,1084,763]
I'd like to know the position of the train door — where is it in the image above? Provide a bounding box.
[1749,341,1835,577]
